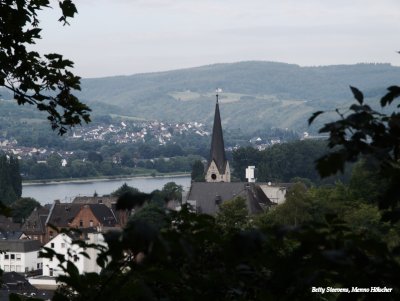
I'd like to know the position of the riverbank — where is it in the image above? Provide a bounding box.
[23,172,190,186]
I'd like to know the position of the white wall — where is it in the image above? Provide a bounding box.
[42,233,105,277]
[259,185,287,205]
[0,250,41,273]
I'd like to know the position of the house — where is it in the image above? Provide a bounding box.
[69,204,118,230]
[0,240,42,273]
[21,206,50,244]
[73,196,129,227]
[44,201,119,243]
[42,232,105,277]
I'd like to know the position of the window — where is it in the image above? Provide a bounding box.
[16,265,21,272]
[4,254,9,260]
[10,265,15,272]
[10,254,15,260]
[49,268,53,276]
[79,220,83,227]
[50,243,54,248]
[73,255,78,262]
[16,254,21,261]
[89,220,93,227]
[4,265,9,272]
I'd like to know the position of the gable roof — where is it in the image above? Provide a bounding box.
[87,204,117,227]
[22,206,50,235]
[186,182,272,215]
[72,196,118,208]
[208,100,228,174]
[46,202,82,228]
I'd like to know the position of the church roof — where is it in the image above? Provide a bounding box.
[208,99,228,174]
[186,182,272,215]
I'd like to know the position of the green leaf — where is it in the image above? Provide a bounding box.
[308,111,324,125]
[381,86,400,107]
[350,86,364,104]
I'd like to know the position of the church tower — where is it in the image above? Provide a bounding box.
[205,92,231,182]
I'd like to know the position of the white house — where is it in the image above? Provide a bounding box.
[0,240,42,273]
[42,232,105,277]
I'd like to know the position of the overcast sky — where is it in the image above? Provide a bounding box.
[35,0,400,78]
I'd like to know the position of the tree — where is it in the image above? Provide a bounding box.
[0,154,22,205]
[0,0,90,135]
[161,182,183,202]
[191,160,205,182]
[309,85,400,216]
[111,183,140,197]
[10,197,41,223]
[215,196,249,234]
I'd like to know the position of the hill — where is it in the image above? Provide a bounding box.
[3,61,400,133]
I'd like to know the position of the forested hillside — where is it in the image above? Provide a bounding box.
[78,61,400,132]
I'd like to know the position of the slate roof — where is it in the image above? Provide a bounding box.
[186,182,272,215]
[0,272,53,301]
[208,100,228,174]
[0,239,41,252]
[0,231,24,240]
[88,204,117,227]
[21,206,50,235]
[46,202,82,227]
[72,196,118,208]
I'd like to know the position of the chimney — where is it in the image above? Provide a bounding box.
[215,195,222,206]
[245,166,256,183]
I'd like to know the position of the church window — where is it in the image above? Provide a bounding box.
[211,174,217,180]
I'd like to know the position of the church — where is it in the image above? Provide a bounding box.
[185,92,285,215]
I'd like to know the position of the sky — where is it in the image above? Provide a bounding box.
[34,0,400,78]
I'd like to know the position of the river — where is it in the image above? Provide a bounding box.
[22,176,191,205]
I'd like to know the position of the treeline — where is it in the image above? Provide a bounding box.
[20,154,202,180]
[0,154,22,205]
[232,140,350,184]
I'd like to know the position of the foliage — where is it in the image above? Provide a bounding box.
[129,202,168,231]
[0,0,90,135]
[111,183,140,197]
[10,197,41,223]
[191,160,205,182]
[160,182,183,202]
[0,154,22,205]
[232,140,350,184]
[309,85,400,215]
[215,196,250,235]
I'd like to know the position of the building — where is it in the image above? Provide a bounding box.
[72,196,128,227]
[22,206,50,244]
[186,182,271,215]
[205,93,231,182]
[0,240,42,273]
[186,91,277,215]
[44,201,119,243]
[42,232,105,277]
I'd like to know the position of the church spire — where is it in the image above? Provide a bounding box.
[206,90,230,182]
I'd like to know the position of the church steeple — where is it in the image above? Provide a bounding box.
[206,90,230,182]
